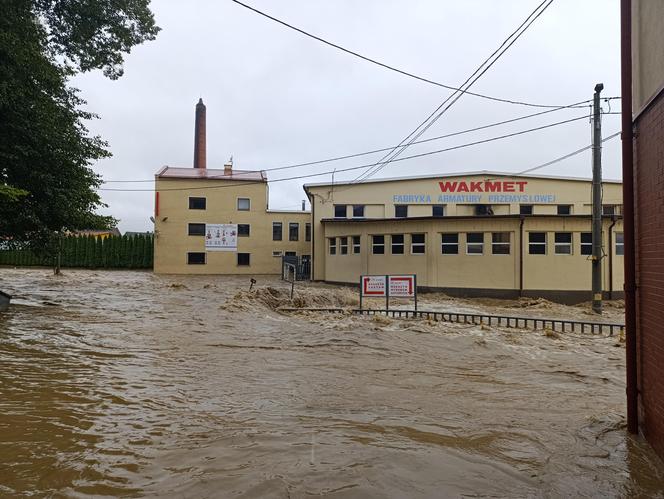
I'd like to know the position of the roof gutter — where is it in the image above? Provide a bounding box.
[621,0,638,435]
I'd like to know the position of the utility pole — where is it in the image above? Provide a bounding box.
[591,83,604,314]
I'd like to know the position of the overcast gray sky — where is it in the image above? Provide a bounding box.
[73,0,622,232]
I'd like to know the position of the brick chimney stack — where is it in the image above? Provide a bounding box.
[193,98,206,169]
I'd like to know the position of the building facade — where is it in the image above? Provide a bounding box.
[624,0,664,460]
[305,172,624,303]
[153,100,310,275]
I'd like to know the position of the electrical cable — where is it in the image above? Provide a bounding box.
[230,0,575,109]
[349,0,555,186]
[102,99,594,184]
[98,113,590,193]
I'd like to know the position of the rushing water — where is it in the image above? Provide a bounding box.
[0,268,662,498]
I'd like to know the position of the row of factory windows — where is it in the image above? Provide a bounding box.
[187,222,311,242]
[185,251,306,265]
[332,204,623,218]
[328,232,625,256]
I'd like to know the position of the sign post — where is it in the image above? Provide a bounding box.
[360,274,417,312]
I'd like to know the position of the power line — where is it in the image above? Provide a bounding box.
[351,0,555,186]
[230,0,575,109]
[102,100,596,184]
[98,113,589,192]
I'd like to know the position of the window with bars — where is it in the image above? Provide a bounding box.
[441,233,459,254]
[466,232,484,255]
[491,232,510,254]
[529,232,546,254]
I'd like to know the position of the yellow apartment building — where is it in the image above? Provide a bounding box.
[304,172,624,303]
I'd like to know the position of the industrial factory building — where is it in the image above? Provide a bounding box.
[304,172,624,303]
[153,100,310,275]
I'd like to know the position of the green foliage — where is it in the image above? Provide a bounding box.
[0,0,158,263]
[0,234,154,269]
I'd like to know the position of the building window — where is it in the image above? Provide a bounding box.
[237,198,250,211]
[272,222,282,241]
[372,235,385,254]
[602,205,616,215]
[289,222,299,241]
[352,205,365,218]
[340,237,348,255]
[432,205,445,217]
[411,234,426,254]
[329,238,336,255]
[395,205,408,218]
[237,253,250,266]
[334,204,347,218]
[554,232,572,254]
[391,234,405,254]
[187,252,206,264]
[238,224,250,237]
[188,197,206,210]
[615,232,624,255]
[352,235,361,254]
[188,223,205,236]
[557,205,572,215]
[441,233,459,254]
[529,232,546,254]
[285,251,296,257]
[520,204,533,215]
[272,250,283,257]
[475,204,494,216]
[466,232,484,255]
[581,232,593,255]
[305,223,311,242]
[492,232,510,254]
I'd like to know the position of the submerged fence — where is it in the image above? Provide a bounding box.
[0,234,153,269]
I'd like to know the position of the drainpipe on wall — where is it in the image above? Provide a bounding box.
[621,0,638,435]
[519,216,525,297]
[608,216,617,300]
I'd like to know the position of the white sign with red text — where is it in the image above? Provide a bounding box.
[361,275,415,297]
[361,275,387,297]
[388,275,415,297]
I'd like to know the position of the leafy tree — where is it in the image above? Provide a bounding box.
[0,0,159,272]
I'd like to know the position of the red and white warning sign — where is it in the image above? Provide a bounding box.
[388,275,415,297]
[361,275,387,296]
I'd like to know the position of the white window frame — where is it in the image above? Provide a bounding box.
[237,197,250,211]
[441,233,459,254]
[491,232,510,255]
[529,232,547,255]
[411,233,426,254]
[352,205,365,218]
[288,222,299,241]
[554,232,573,255]
[334,204,347,218]
[615,232,624,255]
[352,235,361,254]
[391,234,405,255]
[339,236,348,255]
[372,235,385,255]
[466,232,484,255]
[580,232,592,255]
[329,237,337,255]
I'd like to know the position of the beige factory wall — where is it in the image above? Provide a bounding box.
[632,0,664,114]
[154,178,310,274]
[319,217,624,295]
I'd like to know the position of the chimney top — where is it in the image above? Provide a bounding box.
[193,99,206,169]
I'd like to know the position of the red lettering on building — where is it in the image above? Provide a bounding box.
[437,180,529,193]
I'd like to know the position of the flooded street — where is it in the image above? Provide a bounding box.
[0,269,662,498]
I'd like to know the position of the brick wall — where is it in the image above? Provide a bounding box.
[634,88,664,459]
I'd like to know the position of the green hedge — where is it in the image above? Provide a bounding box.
[0,234,154,269]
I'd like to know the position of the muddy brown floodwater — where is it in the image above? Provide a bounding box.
[0,269,663,498]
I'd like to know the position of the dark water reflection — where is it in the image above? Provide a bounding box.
[0,269,662,498]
